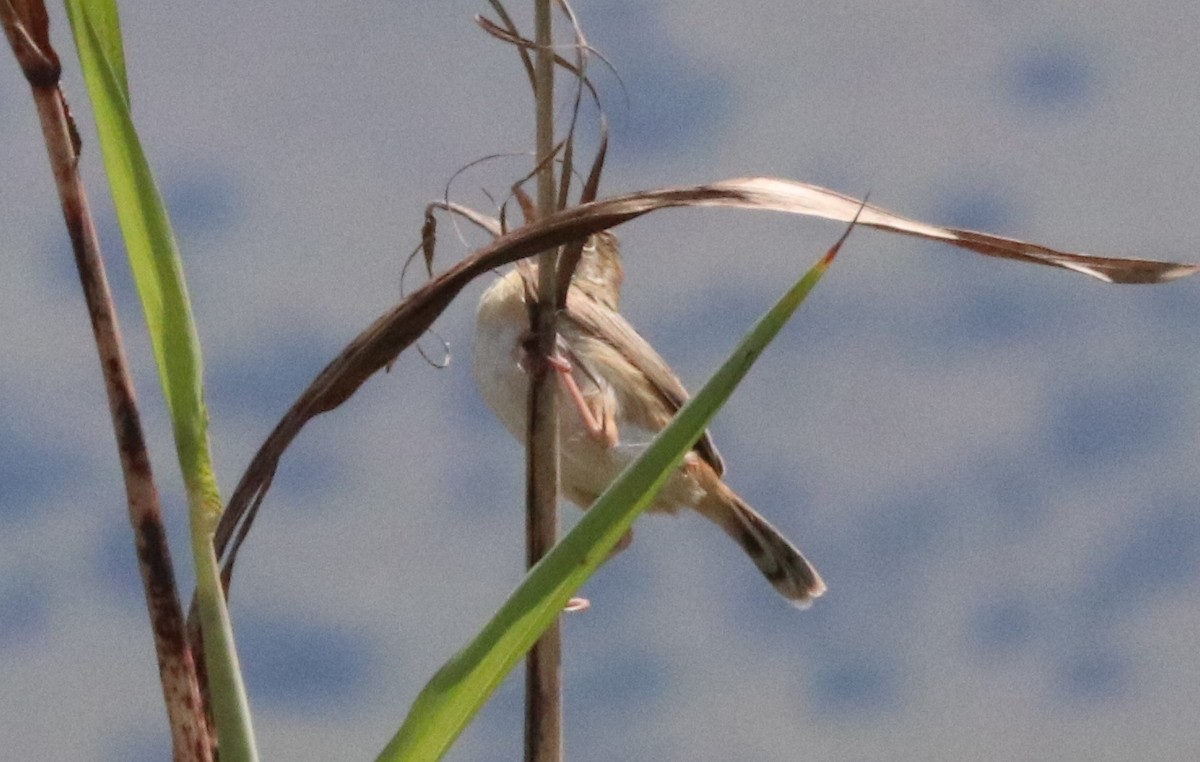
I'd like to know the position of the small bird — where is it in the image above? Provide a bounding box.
[472,231,826,607]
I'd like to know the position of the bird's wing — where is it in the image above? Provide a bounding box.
[561,288,726,476]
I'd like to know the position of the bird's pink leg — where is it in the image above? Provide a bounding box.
[545,353,619,448]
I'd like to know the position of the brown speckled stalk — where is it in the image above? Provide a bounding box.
[1,5,212,760]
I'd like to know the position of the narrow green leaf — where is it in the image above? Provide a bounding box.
[62,3,256,760]
[63,1,210,494]
[71,0,128,104]
[378,234,846,761]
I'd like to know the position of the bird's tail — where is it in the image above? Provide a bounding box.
[698,484,826,608]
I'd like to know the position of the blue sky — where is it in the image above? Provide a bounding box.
[3,2,1200,760]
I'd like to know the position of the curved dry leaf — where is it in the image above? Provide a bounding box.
[710,178,1199,283]
[210,176,1197,600]
[556,177,1200,284]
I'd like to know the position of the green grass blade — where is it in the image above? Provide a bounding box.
[378,238,844,761]
[62,3,257,760]
[62,1,208,490]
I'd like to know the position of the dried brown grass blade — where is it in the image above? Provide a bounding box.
[482,1,534,90]
[719,179,1199,283]
[554,126,606,308]
[476,4,611,212]
[212,175,1196,591]
[546,177,1199,284]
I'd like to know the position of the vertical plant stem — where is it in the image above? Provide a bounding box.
[0,6,211,761]
[525,1,562,761]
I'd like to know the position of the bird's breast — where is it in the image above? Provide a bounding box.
[472,275,532,440]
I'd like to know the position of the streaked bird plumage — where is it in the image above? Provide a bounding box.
[472,232,825,607]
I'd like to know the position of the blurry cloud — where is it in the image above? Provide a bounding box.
[928,284,1045,347]
[0,404,87,521]
[1075,496,1200,619]
[809,657,901,716]
[932,180,1019,234]
[238,611,378,716]
[964,452,1052,538]
[569,645,672,713]
[1005,39,1099,114]
[90,507,191,609]
[857,490,953,565]
[579,0,730,160]
[206,328,343,418]
[967,596,1039,657]
[1054,647,1129,703]
[92,520,151,607]
[1048,373,1183,468]
[161,166,244,242]
[0,570,51,647]
[102,731,171,762]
